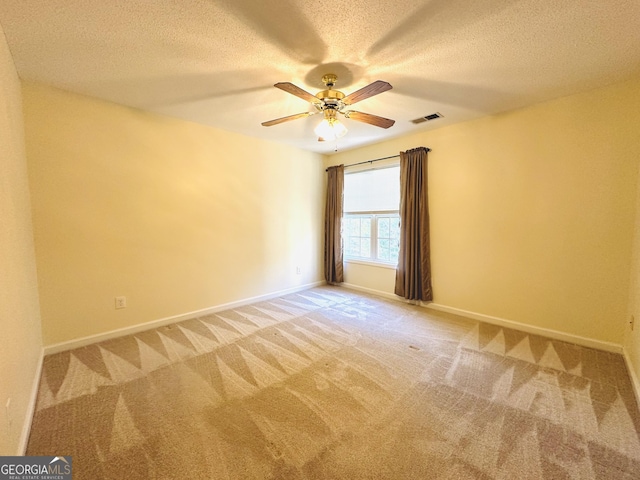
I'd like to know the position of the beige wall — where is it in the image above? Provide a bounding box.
[23,83,325,346]
[327,77,640,346]
[625,159,640,400]
[0,28,43,454]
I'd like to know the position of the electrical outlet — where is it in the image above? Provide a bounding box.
[631,315,635,331]
[296,266,301,275]
[115,296,127,309]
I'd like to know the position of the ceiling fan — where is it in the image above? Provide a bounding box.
[261,74,395,141]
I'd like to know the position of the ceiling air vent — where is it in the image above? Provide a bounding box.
[411,112,443,124]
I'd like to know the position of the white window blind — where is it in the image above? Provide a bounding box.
[344,166,400,213]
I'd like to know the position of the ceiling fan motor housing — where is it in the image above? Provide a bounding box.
[316,73,345,111]
[315,89,345,112]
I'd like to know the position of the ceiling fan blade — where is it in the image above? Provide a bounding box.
[345,111,395,129]
[261,112,311,126]
[274,82,319,103]
[343,80,392,105]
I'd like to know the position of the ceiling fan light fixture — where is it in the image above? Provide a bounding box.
[314,117,348,141]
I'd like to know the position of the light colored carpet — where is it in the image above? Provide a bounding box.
[27,286,640,479]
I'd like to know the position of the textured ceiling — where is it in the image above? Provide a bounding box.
[1,0,640,154]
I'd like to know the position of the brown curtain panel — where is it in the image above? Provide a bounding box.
[324,165,344,284]
[395,147,432,300]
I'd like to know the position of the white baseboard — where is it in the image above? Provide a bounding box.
[427,303,622,354]
[340,283,622,353]
[44,281,325,355]
[341,283,403,302]
[622,348,640,409]
[18,347,44,455]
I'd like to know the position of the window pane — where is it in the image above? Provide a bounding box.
[378,217,390,239]
[378,239,390,261]
[347,218,359,236]
[391,216,400,263]
[390,239,400,264]
[360,238,371,257]
[343,218,351,235]
[347,237,360,256]
[360,218,371,237]
[343,215,374,259]
[390,217,400,241]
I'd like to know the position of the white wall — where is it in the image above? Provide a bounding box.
[0,26,43,454]
[23,82,326,347]
[326,77,640,349]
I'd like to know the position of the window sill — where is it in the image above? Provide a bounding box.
[344,258,398,270]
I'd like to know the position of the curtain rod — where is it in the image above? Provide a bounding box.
[325,148,432,171]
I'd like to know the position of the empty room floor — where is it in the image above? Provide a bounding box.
[27,287,640,479]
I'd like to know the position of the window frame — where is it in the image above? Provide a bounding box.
[343,210,400,268]
[342,163,401,268]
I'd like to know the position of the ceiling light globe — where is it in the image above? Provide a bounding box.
[314,118,348,141]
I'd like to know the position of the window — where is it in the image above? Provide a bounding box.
[343,166,400,266]
[344,214,400,262]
